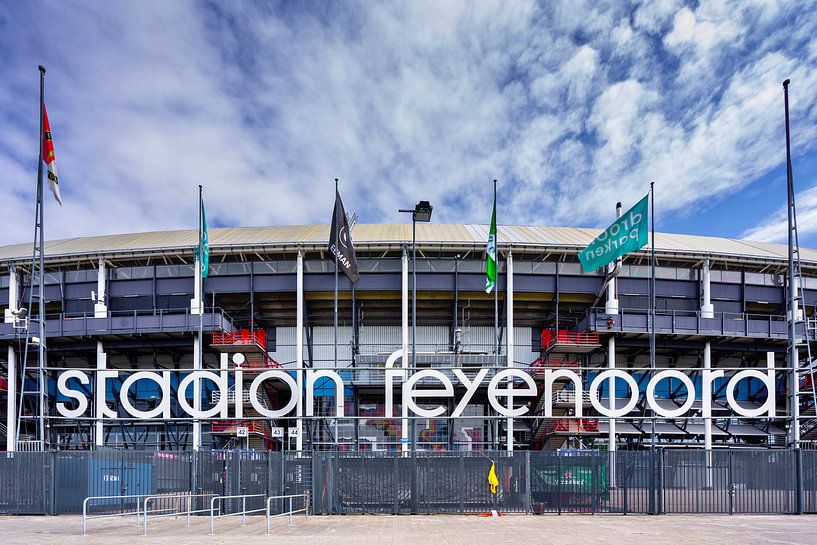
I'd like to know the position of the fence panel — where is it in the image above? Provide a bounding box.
[804,450,817,514]
[0,451,52,514]
[610,450,654,514]
[0,448,814,516]
[530,451,610,514]
[663,450,730,513]
[731,450,796,514]
[238,450,269,513]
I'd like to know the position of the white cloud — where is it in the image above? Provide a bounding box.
[0,1,815,247]
[743,185,817,243]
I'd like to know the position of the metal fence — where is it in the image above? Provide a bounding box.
[1,448,816,516]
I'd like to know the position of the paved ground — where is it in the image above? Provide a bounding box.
[0,514,813,545]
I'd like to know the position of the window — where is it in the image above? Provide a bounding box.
[253,261,297,274]
[156,295,192,311]
[531,328,542,352]
[111,266,154,280]
[65,270,97,283]
[209,263,251,276]
[156,265,194,278]
[64,299,94,315]
[109,295,153,312]
[266,328,276,352]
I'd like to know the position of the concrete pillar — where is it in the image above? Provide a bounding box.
[703,341,712,488]
[703,342,712,451]
[4,266,18,323]
[701,259,714,319]
[94,257,108,318]
[296,250,304,451]
[6,345,15,451]
[95,341,106,447]
[506,250,514,451]
[401,247,409,452]
[605,202,621,315]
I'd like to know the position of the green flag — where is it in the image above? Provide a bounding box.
[485,197,497,293]
[197,197,209,279]
[578,193,649,272]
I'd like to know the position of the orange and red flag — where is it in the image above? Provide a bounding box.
[42,104,62,204]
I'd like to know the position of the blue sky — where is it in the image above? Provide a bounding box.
[1,1,817,247]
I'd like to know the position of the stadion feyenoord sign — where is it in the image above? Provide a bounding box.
[54,350,776,421]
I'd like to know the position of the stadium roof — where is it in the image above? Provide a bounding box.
[0,224,814,268]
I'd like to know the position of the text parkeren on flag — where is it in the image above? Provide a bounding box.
[329,188,359,283]
[578,194,649,272]
[42,104,62,205]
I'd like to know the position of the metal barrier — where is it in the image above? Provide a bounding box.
[266,493,309,534]
[82,493,150,535]
[2,449,814,521]
[209,494,268,535]
[142,493,218,535]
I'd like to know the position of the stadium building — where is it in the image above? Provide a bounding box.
[1,222,815,454]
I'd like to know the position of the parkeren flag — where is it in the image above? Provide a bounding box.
[42,104,62,205]
[485,196,497,293]
[329,189,359,283]
[578,194,649,272]
[197,197,209,279]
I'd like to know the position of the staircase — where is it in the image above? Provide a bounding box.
[529,330,600,449]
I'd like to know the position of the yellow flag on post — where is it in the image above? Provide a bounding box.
[488,462,499,494]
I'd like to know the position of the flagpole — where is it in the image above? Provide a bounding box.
[650,182,656,451]
[36,65,47,448]
[334,178,339,450]
[195,184,203,451]
[493,179,499,451]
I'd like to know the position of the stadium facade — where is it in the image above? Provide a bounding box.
[1,223,816,454]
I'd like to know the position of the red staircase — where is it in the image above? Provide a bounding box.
[211,329,281,368]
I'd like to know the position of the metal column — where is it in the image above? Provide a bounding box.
[401,246,409,452]
[6,345,16,452]
[296,250,304,452]
[5,267,18,451]
[703,341,712,488]
[506,249,514,451]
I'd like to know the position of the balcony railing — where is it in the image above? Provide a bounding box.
[541,330,600,351]
[0,307,236,340]
[212,329,267,349]
[544,418,600,434]
[211,420,267,436]
[581,307,797,339]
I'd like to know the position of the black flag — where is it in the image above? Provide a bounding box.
[329,188,359,283]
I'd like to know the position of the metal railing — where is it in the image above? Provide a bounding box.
[82,493,150,535]
[0,306,236,339]
[266,493,309,534]
[16,439,43,452]
[582,307,797,339]
[142,492,218,535]
[209,493,268,535]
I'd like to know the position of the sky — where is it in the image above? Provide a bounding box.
[1,1,817,248]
